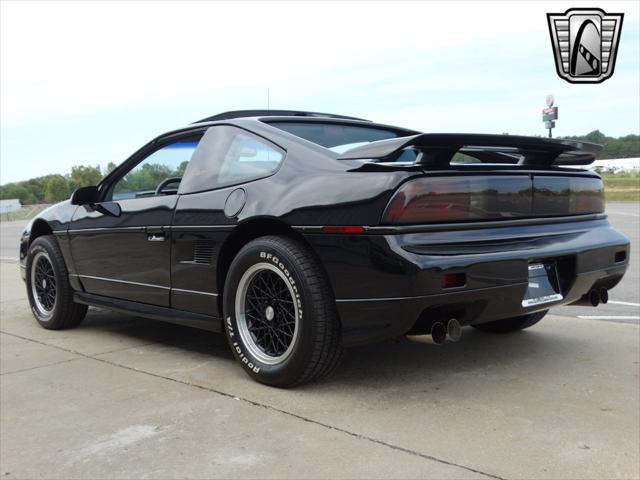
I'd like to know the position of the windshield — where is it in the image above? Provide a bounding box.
[267,121,402,152]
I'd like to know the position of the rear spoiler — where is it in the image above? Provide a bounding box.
[336,133,603,167]
[194,110,370,123]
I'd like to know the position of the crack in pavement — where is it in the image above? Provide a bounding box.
[1,356,82,376]
[1,329,506,480]
[0,340,161,376]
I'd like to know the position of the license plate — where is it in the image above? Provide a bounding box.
[521,262,563,307]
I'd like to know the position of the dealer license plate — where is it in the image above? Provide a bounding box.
[521,262,563,307]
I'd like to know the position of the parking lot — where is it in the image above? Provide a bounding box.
[1,203,638,479]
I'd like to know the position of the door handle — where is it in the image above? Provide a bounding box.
[146,226,165,242]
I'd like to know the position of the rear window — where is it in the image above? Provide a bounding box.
[267,121,401,152]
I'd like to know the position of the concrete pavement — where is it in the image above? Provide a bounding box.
[0,220,24,262]
[1,262,638,479]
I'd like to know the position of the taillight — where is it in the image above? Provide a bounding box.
[569,178,605,214]
[382,175,604,225]
[382,176,532,224]
[533,176,604,215]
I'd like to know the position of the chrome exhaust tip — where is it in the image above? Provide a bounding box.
[446,318,462,342]
[406,321,454,345]
[570,288,608,307]
[430,322,447,345]
[599,287,609,305]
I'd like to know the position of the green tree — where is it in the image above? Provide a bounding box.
[44,175,70,203]
[116,163,173,194]
[0,183,19,200]
[584,130,606,144]
[561,131,639,159]
[69,165,102,190]
[175,160,189,176]
[0,183,37,204]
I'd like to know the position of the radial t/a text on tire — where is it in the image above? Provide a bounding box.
[223,235,344,387]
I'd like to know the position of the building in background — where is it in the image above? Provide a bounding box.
[590,158,640,173]
[0,199,21,214]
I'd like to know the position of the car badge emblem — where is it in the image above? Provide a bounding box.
[547,8,624,83]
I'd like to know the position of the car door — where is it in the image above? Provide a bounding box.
[170,126,286,314]
[69,132,203,307]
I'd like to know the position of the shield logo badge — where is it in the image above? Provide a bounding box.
[547,8,624,84]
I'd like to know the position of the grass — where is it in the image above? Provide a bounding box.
[602,172,640,202]
[606,191,639,201]
[0,204,50,222]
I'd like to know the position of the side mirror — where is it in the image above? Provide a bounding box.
[70,186,99,205]
[95,202,121,217]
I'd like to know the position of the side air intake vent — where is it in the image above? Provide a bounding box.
[193,240,215,265]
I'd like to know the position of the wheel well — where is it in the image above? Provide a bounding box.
[29,219,53,244]
[215,218,319,316]
[21,219,53,259]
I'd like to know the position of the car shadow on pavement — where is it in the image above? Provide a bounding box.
[318,327,588,392]
[81,308,233,358]
[79,308,586,391]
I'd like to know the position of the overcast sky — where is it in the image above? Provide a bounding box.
[1,0,639,184]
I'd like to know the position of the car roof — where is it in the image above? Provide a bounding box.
[159,112,420,154]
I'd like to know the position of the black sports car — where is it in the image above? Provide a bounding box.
[20,110,630,387]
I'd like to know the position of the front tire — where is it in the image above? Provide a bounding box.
[26,235,87,330]
[223,236,343,387]
[472,310,548,333]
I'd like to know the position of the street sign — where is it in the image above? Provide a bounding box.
[542,106,558,121]
[543,95,557,138]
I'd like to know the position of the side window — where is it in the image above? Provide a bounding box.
[112,139,200,200]
[218,133,284,185]
[179,126,285,194]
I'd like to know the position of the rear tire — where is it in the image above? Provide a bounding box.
[223,235,343,387]
[26,235,87,330]
[472,310,548,333]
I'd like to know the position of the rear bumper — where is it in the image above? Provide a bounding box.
[302,218,630,346]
